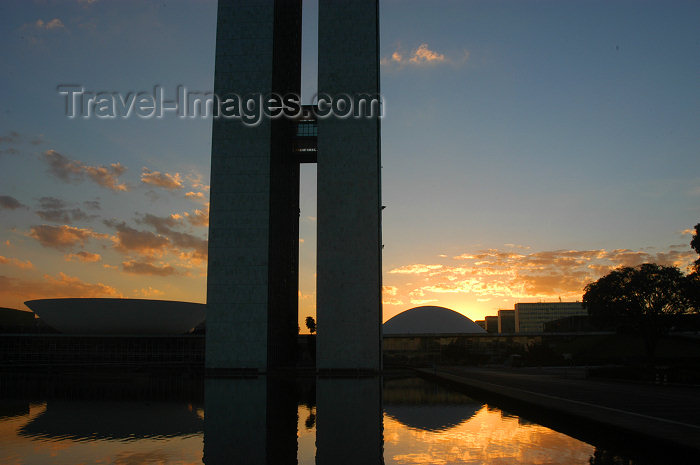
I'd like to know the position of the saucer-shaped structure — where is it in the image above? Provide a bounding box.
[383,305,486,335]
[24,298,205,335]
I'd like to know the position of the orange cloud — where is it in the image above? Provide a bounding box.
[141,168,184,190]
[184,204,209,227]
[137,213,182,234]
[185,191,206,201]
[0,255,34,270]
[133,286,165,297]
[385,244,697,313]
[43,150,128,191]
[186,172,210,191]
[29,225,106,251]
[0,272,120,309]
[389,264,443,274]
[135,214,207,260]
[35,18,65,30]
[65,251,101,263]
[106,221,169,256]
[382,43,468,69]
[409,43,446,64]
[121,260,178,276]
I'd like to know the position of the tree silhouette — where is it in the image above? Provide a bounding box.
[687,223,700,312]
[305,316,316,334]
[691,222,700,273]
[583,263,691,359]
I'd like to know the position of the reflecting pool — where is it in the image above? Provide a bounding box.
[0,374,665,464]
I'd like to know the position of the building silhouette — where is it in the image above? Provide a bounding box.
[515,302,587,333]
[206,0,382,373]
[497,309,515,333]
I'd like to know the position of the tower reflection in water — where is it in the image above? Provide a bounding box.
[0,375,662,464]
[203,376,384,465]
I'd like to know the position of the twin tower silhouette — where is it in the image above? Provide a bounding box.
[206,0,382,374]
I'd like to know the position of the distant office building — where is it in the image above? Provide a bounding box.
[543,315,593,333]
[485,316,499,334]
[475,320,486,331]
[515,302,587,333]
[497,310,515,333]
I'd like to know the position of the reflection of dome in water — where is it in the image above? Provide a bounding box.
[384,404,481,432]
[24,298,205,335]
[383,306,486,335]
[383,378,482,432]
[18,401,203,441]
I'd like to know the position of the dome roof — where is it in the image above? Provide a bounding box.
[24,298,205,335]
[383,306,486,335]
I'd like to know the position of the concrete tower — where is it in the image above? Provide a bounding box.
[206,0,381,374]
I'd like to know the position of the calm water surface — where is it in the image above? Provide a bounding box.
[0,374,659,464]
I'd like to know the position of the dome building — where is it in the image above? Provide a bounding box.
[383,306,486,335]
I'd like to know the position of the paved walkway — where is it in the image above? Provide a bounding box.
[416,366,700,452]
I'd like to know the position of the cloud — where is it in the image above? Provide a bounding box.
[382,43,468,69]
[382,286,403,305]
[0,131,21,144]
[140,168,184,190]
[35,19,65,30]
[186,172,209,191]
[105,220,169,256]
[83,199,101,210]
[136,213,182,235]
[0,132,43,156]
[0,272,120,309]
[84,164,128,191]
[167,231,207,259]
[29,225,106,251]
[0,195,26,210]
[135,213,207,259]
[184,204,209,227]
[35,196,98,223]
[43,150,128,191]
[134,286,164,297]
[20,19,67,46]
[65,251,101,263]
[385,244,698,308]
[121,260,178,276]
[389,264,443,274]
[0,256,34,270]
[185,191,206,202]
[409,43,446,64]
[383,285,399,296]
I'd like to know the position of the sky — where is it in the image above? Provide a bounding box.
[0,0,698,330]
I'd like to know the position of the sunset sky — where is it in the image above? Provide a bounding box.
[0,0,698,330]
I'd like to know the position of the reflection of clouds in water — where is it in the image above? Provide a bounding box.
[384,406,594,465]
[111,450,171,465]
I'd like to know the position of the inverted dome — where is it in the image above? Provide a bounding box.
[24,298,205,335]
[383,306,486,335]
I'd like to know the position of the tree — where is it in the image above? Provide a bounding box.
[305,316,316,334]
[688,223,700,311]
[583,263,691,359]
[691,222,700,273]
